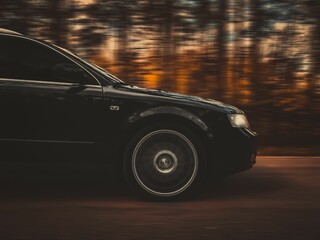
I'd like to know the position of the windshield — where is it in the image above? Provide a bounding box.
[53,44,125,84]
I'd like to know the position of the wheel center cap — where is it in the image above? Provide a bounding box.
[159,157,172,168]
[154,150,178,174]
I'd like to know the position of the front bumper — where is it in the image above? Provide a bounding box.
[209,127,257,176]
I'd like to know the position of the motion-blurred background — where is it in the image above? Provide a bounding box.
[0,0,319,155]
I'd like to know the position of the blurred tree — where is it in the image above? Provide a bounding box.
[304,0,320,114]
[0,0,31,34]
[45,0,71,47]
[216,0,227,100]
[137,0,184,90]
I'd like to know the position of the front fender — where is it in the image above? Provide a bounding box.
[127,106,209,132]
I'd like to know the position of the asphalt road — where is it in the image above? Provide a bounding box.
[0,156,320,240]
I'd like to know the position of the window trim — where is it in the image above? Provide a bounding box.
[0,33,102,86]
[0,77,101,89]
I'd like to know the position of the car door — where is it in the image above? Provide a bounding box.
[0,34,108,162]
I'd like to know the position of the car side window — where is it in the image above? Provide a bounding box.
[0,35,97,85]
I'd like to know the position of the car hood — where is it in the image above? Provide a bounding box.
[114,84,242,114]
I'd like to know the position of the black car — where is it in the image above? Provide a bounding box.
[0,28,257,199]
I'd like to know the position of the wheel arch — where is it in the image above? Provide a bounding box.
[115,106,210,168]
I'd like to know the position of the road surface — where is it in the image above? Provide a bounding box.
[0,156,320,240]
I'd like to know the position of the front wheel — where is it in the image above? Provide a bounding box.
[124,126,205,199]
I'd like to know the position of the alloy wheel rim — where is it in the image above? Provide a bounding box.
[132,129,198,197]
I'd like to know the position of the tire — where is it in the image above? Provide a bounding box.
[123,124,206,200]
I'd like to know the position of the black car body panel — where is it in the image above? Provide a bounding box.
[0,29,257,179]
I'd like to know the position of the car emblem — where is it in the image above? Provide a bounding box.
[110,105,120,111]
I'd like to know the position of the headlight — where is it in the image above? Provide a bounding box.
[228,114,250,128]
